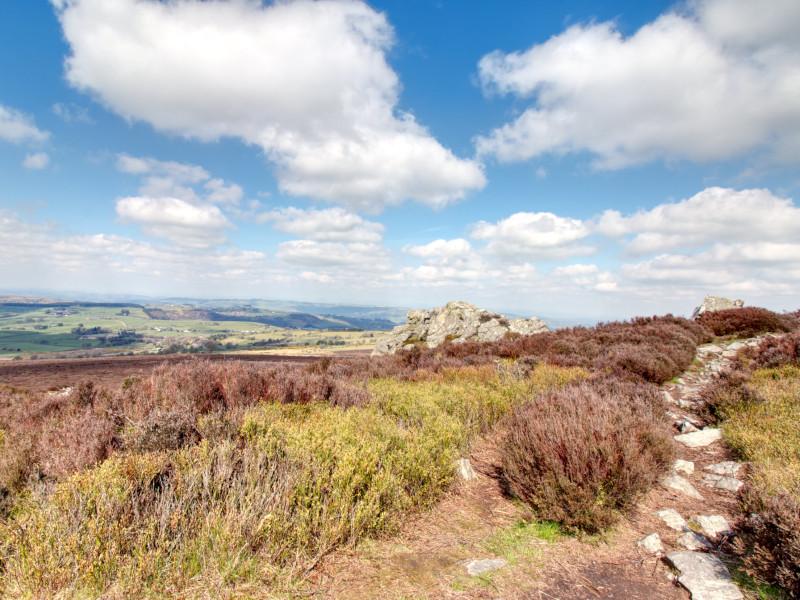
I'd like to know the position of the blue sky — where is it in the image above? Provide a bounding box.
[1,0,799,320]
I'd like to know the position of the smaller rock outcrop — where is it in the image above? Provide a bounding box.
[372,301,548,356]
[692,295,744,319]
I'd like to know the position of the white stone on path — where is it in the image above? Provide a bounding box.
[666,551,744,600]
[456,458,478,481]
[674,459,695,476]
[656,508,688,531]
[637,533,664,555]
[703,461,744,478]
[690,515,732,540]
[663,474,704,500]
[675,427,723,448]
[465,558,507,576]
[678,531,714,550]
[702,474,744,493]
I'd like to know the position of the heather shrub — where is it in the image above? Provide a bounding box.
[125,409,201,453]
[738,485,800,598]
[698,368,762,424]
[501,377,673,533]
[696,307,792,338]
[750,331,800,369]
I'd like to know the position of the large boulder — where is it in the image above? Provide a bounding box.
[692,295,744,319]
[372,301,547,356]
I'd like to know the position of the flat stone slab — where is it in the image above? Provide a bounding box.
[674,459,696,475]
[666,551,744,600]
[689,515,732,540]
[678,531,714,550]
[702,474,744,493]
[703,461,743,478]
[637,533,664,554]
[663,474,704,499]
[465,558,507,576]
[656,508,688,531]
[675,428,723,448]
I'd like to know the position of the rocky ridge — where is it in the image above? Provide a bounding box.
[692,295,744,319]
[372,301,548,356]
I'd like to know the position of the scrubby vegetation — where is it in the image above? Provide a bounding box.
[501,377,673,533]
[0,307,797,598]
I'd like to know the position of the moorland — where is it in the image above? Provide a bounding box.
[0,303,798,599]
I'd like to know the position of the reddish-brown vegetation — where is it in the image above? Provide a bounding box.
[500,376,673,533]
[695,307,795,338]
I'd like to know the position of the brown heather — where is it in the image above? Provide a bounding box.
[500,376,673,533]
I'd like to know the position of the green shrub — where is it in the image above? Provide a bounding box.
[501,377,673,533]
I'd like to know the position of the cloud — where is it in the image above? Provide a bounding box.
[52,102,94,124]
[402,238,472,258]
[0,104,49,144]
[0,208,273,295]
[22,152,50,170]
[276,240,389,271]
[470,211,595,260]
[115,196,230,248]
[476,0,800,168]
[597,187,800,256]
[55,0,485,212]
[262,207,384,243]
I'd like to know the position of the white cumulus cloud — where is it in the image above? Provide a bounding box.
[55,0,485,211]
[263,207,384,243]
[116,196,230,248]
[22,152,50,170]
[597,187,800,256]
[0,104,49,144]
[476,0,800,168]
[470,211,595,260]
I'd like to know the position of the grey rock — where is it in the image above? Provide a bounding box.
[372,301,547,356]
[689,515,732,540]
[637,533,664,554]
[675,428,723,448]
[674,459,695,476]
[666,551,744,600]
[702,474,744,493]
[656,508,688,531]
[465,558,507,576]
[662,390,677,404]
[456,458,478,481]
[677,531,714,550]
[692,295,745,319]
[703,461,744,478]
[663,475,704,500]
[680,421,700,433]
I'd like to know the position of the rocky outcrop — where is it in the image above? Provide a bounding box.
[371,301,548,356]
[692,295,744,319]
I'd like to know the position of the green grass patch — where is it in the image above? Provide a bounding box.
[486,520,563,565]
[722,365,800,496]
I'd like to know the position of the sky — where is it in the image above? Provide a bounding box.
[1,0,799,320]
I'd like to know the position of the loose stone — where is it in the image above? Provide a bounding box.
[702,474,744,493]
[637,533,664,555]
[689,515,732,540]
[663,475,704,500]
[674,427,723,448]
[656,508,688,531]
[677,531,714,550]
[666,551,744,600]
[465,558,507,576]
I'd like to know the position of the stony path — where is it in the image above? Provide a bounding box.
[637,337,770,600]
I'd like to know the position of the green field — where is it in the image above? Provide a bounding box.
[0,304,383,358]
